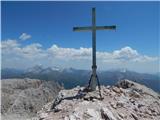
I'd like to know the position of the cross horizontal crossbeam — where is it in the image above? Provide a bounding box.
[73,25,116,32]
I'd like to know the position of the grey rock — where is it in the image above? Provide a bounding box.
[1,78,61,120]
[37,80,160,120]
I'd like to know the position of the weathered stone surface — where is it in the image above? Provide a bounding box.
[37,79,160,120]
[1,78,61,120]
[100,107,117,120]
[112,86,122,94]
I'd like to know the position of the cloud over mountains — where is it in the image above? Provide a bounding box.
[1,38,159,73]
[19,33,31,41]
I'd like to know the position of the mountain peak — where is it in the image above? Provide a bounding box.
[26,65,62,74]
[38,80,160,120]
[26,64,44,73]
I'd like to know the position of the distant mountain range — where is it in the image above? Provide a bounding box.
[1,65,160,92]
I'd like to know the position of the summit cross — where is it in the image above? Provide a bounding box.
[73,8,116,96]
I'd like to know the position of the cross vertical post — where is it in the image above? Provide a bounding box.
[91,8,97,91]
[73,8,116,96]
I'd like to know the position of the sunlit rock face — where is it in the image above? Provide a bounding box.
[38,79,160,120]
[1,78,61,120]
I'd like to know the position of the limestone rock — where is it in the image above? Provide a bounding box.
[1,78,61,120]
[37,79,160,120]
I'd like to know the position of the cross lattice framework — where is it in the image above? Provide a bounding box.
[73,8,116,98]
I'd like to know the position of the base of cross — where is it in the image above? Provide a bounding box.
[83,74,104,100]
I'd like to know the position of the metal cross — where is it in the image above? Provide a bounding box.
[73,8,116,94]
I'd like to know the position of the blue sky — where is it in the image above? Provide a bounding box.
[1,1,159,73]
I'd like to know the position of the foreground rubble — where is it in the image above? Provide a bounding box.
[38,79,160,120]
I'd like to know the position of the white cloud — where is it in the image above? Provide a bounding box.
[47,44,92,60]
[111,47,157,62]
[1,39,159,73]
[112,47,139,60]
[47,45,157,62]
[1,40,46,62]
[1,39,19,49]
[21,43,45,58]
[19,33,31,41]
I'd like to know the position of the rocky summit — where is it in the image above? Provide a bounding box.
[38,80,160,120]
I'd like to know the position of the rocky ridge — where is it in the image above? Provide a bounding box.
[1,78,61,120]
[38,79,160,120]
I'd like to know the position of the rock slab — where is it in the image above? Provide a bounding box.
[38,79,160,120]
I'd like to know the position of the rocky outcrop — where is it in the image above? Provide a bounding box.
[38,79,160,120]
[1,78,61,120]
